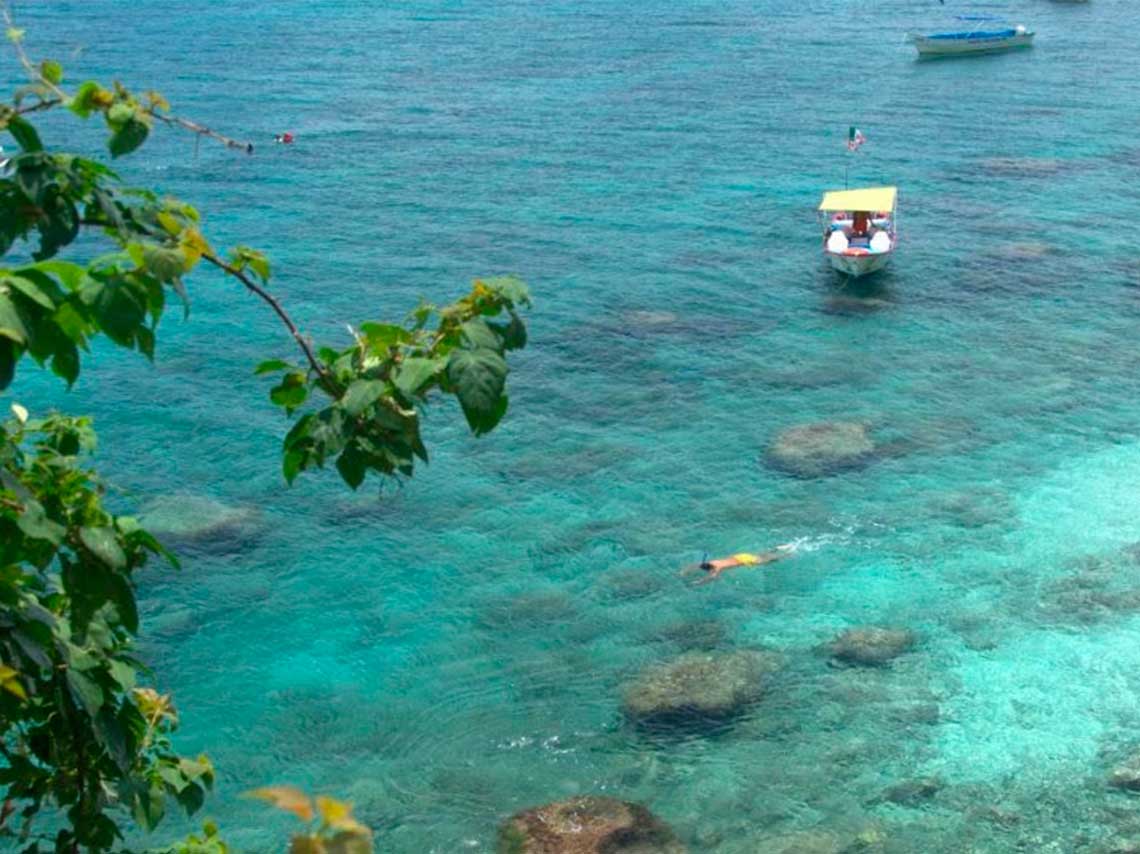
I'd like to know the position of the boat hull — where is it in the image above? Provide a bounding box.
[910,32,1034,56]
[825,250,893,278]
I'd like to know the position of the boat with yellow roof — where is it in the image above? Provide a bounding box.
[818,186,898,278]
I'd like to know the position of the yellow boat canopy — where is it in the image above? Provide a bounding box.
[818,186,898,213]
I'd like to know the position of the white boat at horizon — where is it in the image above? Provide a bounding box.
[908,17,1034,57]
[818,186,898,279]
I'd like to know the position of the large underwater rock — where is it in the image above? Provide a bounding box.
[1039,550,1140,625]
[139,494,260,553]
[621,650,778,732]
[497,796,686,854]
[765,421,876,478]
[1108,753,1140,791]
[829,627,916,667]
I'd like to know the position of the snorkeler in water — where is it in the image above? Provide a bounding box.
[681,544,796,584]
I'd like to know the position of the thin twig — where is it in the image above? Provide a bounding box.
[152,113,253,154]
[1,7,64,102]
[11,98,61,116]
[201,252,340,394]
[3,4,253,153]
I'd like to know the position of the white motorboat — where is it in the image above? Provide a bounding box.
[908,17,1034,57]
[818,186,898,279]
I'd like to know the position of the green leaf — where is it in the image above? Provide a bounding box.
[69,80,102,118]
[94,707,130,772]
[16,500,65,544]
[270,371,308,411]
[86,278,146,345]
[3,273,56,310]
[359,322,410,350]
[132,784,166,830]
[282,447,305,484]
[393,356,444,397]
[446,348,508,436]
[480,275,531,306]
[460,317,502,351]
[6,116,42,152]
[34,259,89,292]
[108,573,138,632]
[307,408,348,460]
[108,117,149,158]
[65,669,104,718]
[142,245,185,283]
[254,358,290,375]
[108,658,136,691]
[0,294,29,345]
[335,444,367,490]
[33,195,80,261]
[496,310,527,351]
[245,251,269,282]
[79,525,127,570]
[159,764,190,794]
[106,102,134,127]
[50,339,80,386]
[340,379,386,417]
[39,60,62,85]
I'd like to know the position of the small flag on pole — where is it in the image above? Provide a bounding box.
[847,126,866,152]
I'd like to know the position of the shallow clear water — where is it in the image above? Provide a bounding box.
[13,0,1140,850]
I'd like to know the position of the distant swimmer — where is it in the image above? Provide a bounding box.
[682,544,796,584]
[273,132,295,144]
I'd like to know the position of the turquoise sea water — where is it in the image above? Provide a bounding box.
[13,0,1140,850]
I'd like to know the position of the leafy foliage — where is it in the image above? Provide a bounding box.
[247,789,372,854]
[0,409,214,851]
[263,275,529,488]
[0,27,529,854]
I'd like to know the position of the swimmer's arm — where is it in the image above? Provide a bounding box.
[691,567,723,585]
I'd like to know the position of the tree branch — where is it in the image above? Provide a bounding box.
[11,98,61,116]
[200,252,340,395]
[152,113,253,154]
[3,5,253,153]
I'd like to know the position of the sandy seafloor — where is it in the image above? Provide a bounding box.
[13,0,1140,850]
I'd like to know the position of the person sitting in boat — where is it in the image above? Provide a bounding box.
[852,211,871,236]
[681,544,797,584]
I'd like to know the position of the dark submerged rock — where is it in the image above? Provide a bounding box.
[621,650,778,733]
[829,627,916,667]
[765,421,877,478]
[648,618,728,651]
[598,568,666,602]
[1109,754,1140,791]
[497,796,686,854]
[876,776,943,806]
